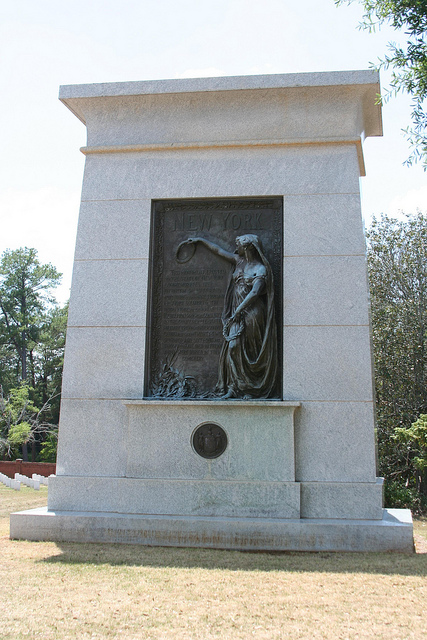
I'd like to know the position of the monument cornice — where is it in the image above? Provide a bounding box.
[80,137,366,175]
[59,69,380,99]
[59,70,382,163]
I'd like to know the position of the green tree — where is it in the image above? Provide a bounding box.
[367,211,427,508]
[336,0,427,167]
[0,247,61,384]
[0,248,65,460]
[38,428,59,463]
[31,303,68,425]
[394,413,427,495]
[0,383,58,462]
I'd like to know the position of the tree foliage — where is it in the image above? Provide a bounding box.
[367,211,427,508]
[336,0,427,167]
[0,247,61,382]
[394,413,427,490]
[0,383,57,460]
[0,248,66,461]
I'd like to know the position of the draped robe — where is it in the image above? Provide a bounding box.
[216,248,278,398]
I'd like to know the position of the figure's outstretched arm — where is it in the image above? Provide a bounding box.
[187,237,236,263]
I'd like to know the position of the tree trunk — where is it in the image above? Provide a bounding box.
[29,350,36,388]
[21,330,27,381]
[419,470,427,496]
[21,442,28,462]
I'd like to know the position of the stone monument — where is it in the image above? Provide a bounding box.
[10,71,414,551]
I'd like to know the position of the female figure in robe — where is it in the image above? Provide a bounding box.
[185,234,278,399]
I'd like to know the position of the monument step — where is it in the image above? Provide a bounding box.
[10,507,413,553]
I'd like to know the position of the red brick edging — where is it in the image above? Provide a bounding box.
[0,459,56,479]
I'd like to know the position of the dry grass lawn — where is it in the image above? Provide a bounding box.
[0,485,426,640]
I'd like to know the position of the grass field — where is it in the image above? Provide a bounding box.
[0,485,426,640]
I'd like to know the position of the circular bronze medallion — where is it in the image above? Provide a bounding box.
[192,423,228,459]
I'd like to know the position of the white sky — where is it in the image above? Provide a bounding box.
[1,0,426,304]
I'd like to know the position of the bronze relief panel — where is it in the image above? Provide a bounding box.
[145,197,283,399]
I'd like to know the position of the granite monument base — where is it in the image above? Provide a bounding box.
[10,400,413,551]
[10,508,413,552]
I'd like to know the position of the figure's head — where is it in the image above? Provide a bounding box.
[235,234,263,256]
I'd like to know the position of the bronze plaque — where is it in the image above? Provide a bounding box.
[145,197,283,399]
